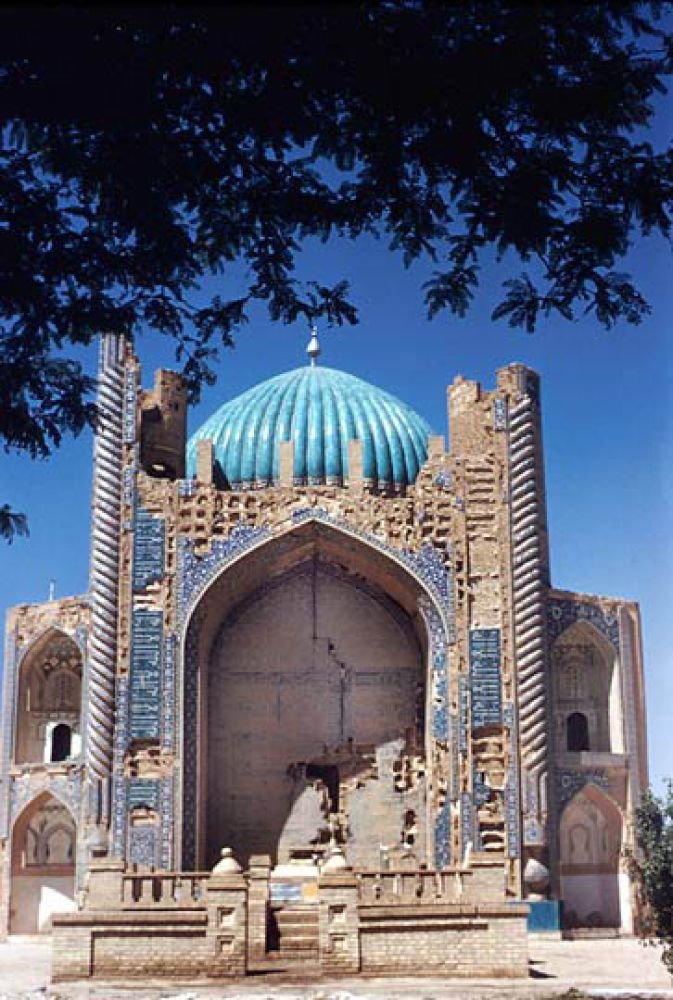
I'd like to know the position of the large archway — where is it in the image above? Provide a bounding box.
[9,792,76,933]
[180,519,446,870]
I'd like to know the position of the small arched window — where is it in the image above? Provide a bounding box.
[567,712,590,752]
[51,723,72,762]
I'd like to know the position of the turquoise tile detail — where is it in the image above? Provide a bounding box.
[186,365,432,488]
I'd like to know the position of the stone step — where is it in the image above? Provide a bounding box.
[268,905,319,956]
[276,912,318,928]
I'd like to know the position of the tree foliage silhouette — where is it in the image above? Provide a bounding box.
[2,5,672,535]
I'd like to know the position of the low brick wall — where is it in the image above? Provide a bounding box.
[52,864,247,982]
[52,910,209,980]
[358,902,529,977]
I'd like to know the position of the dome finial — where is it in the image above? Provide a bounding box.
[307,324,321,366]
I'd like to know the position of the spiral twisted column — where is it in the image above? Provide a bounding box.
[508,394,550,845]
[86,333,125,826]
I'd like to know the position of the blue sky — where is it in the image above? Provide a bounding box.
[2,120,672,797]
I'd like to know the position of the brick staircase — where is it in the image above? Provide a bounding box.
[268,903,319,960]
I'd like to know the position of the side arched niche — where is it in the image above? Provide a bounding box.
[551,621,624,756]
[10,792,77,933]
[14,630,83,765]
[559,783,623,929]
[180,519,446,871]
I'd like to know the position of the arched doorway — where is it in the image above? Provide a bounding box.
[181,519,443,871]
[10,792,76,933]
[559,784,622,928]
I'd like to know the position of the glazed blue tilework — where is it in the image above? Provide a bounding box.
[450,714,460,799]
[129,609,163,740]
[124,369,136,444]
[111,676,129,858]
[181,622,199,870]
[459,676,469,754]
[160,776,174,870]
[177,522,271,624]
[123,466,135,507]
[556,769,608,810]
[523,771,539,819]
[178,478,197,497]
[461,792,473,859]
[503,703,521,859]
[493,397,507,431]
[162,633,176,751]
[472,767,488,850]
[129,825,158,867]
[523,816,543,845]
[433,673,449,741]
[469,628,502,729]
[433,469,452,491]
[473,769,490,808]
[128,778,160,811]
[418,598,450,746]
[9,769,82,823]
[547,598,619,649]
[434,800,451,869]
[185,365,432,489]
[132,508,165,591]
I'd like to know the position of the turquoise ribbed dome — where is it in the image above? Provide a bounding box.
[186,365,432,489]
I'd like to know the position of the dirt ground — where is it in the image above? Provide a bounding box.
[0,935,672,1000]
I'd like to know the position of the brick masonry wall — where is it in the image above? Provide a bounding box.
[358,906,528,977]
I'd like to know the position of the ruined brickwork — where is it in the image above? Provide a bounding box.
[1,335,648,975]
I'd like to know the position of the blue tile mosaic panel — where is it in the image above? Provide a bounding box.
[547,598,619,649]
[556,769,608,810]
[129,825,158,867]
[160,776,174,870]
[469,628,502,729]
[459,676,469,754]
[111,676,129,857]
[161,633,176,751]
[434,800,451,868]
[124,369,137,444]
[128,778,160,811]
[450,713,460,799]
[132,509,165,591]
[503,702,520,858]
[493,397,507,431]
[129,609,163,740]
[181,621,200,870]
